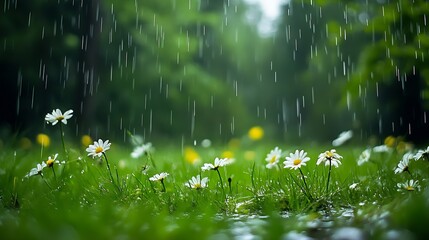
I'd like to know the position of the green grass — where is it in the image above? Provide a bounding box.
[0,134,428,239]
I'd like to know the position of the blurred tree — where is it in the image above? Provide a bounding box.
[99,0,251,141]
[0,0,256,142]
[0,0,86,136]
[333,0,429,143]
[255,1,355,142]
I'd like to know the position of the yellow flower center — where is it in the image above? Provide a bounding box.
[270,156,277,164]
[293,159,302,165]
[194,183,201,189]
[56,116,64,121]
[326,151,334,159]
[95,146,104,154]
[46,159,54,167]
[405,186,414,191]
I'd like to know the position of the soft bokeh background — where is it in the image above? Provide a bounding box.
[1,0,428,145]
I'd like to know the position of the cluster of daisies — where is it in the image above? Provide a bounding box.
[145,157,234,191]
[24,109,72,179]
[263,147,343,198]
[24,108,230,192]
[25,108,428,197]
[265,147,343,170]
[356,143,429,192]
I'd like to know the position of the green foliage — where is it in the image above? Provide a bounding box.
[339,0,429,142]
[1,127,428,238]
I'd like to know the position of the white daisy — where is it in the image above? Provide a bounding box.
[25,162,47,178]
[185,175,209,189]
[149,172,169,182]
[265,147,282,169]
[316,149,343,168]
[284,150,310,170]
[357,148,371,166]
[201,157,232,171]
[45,109,73,125]
[397,179,420,192]
[131,142,153,159]
[86,139,111,158]
[414,146,429,161]
[394,153,412,174]
[45,153,64,167]
[332,130,353,146]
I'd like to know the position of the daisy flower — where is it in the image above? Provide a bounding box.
[397,179,420,192]
[149,172,169,182]
[131,142,153,159]
[317,149,343,168]
[86,139,111,158]
[185,175,209,189]
[284,150,310,170]
[45,153,64,167]
[25,162,47,178]
[414,146,429,161]
[357,148,371,166]
[265,147,282,169]
[394,153,412,174]
[201,157,232,171]
[45,109,73,125]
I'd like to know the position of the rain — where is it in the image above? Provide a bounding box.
[1,0,429,239]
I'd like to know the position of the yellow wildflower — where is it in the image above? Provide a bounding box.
[228,138,241,149]
[81,135,93,147]
[221,150,234,159]
[384,136,396,148]
[248,126,264,141]
[36,133,50,147]
[244,151,256,161]
[184,147,201,164]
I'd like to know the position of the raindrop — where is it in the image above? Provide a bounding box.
[28,12,31,26]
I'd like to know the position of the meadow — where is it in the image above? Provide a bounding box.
[0,111,428,239]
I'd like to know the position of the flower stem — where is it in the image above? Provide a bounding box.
[215,168,226,199]
[40,175,53,190]
[102,152,119,191]
[160,179,166,192]
[406,169,413,178]
[147,152,157,170]
[299,168,313,200]
[326,160,332,194]
[59,124,67,158]
[51,166,57,181]
[228,177,232,195]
